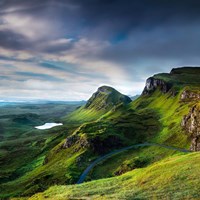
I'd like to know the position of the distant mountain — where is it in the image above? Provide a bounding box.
[130,95,140,101]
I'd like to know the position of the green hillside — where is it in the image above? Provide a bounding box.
[2,67,200,199]
[26,152,200,200]
[64,86,132,123]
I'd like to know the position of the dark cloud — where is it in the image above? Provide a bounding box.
[60,0,200,40]
[1,0,200,51]
[0,29,30,50]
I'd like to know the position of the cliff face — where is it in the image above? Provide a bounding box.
[141,68,200,151]
[142,77,171,95]
[181,104,200,151]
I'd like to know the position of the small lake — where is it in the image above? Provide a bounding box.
[35,123,63,130]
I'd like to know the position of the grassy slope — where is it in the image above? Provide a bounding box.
[5,67,200,199]
[24,67,200,199]
[7,89,191,198]
[85,88,192,181]
[0,124,84,198]
[64,106,106,124]
[27,152,200,200]
[0,97,160,198]
[0,103,83,198]
[64,86,131,124]
[132,90,191,147]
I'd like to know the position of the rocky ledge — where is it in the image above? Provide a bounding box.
[181,104,200,151]
[181,90,200,101]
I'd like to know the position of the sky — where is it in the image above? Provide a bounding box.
[0,0,200,101]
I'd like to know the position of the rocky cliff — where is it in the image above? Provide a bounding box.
[142,67,200,151]
[142,67,200,95]
[142,77,172,95]
[181,104,200,151]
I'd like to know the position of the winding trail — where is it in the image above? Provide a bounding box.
[77,142,191,184]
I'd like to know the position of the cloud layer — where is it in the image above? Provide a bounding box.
[0,0,200,100]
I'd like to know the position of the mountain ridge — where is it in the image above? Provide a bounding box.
[65,85,132,123]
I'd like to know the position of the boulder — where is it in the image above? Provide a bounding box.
[180,90,200,101]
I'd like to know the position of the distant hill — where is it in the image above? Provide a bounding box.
[85,86,131,110]
[65,85,131,123]
[130,95,140,101]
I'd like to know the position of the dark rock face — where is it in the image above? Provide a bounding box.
[181,104,200,151]
[89,135,123,155]
[142,77,171,95]
[181,90,200,101]
[63,134,90,152]
[63,133,123,154]
[63,134,78,148]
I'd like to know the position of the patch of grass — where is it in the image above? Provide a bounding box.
[26,152,200,200]
[88,145,184,181]
[0,143,87,198]
[64,106,107,124]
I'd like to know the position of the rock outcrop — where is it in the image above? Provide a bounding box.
[142,77,172,95]
[181,90,200,101]
[63,122,124,154]
[181,104,200,151]
[63,134,78,148]
[85,86,131,110]
[62,133,90,152]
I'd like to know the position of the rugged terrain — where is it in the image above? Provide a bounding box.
[1,67,200,199]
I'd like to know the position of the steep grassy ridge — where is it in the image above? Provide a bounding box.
[65,86,131,123]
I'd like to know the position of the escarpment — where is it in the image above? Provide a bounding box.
[141,67,200,151]
[181,104,200,151]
